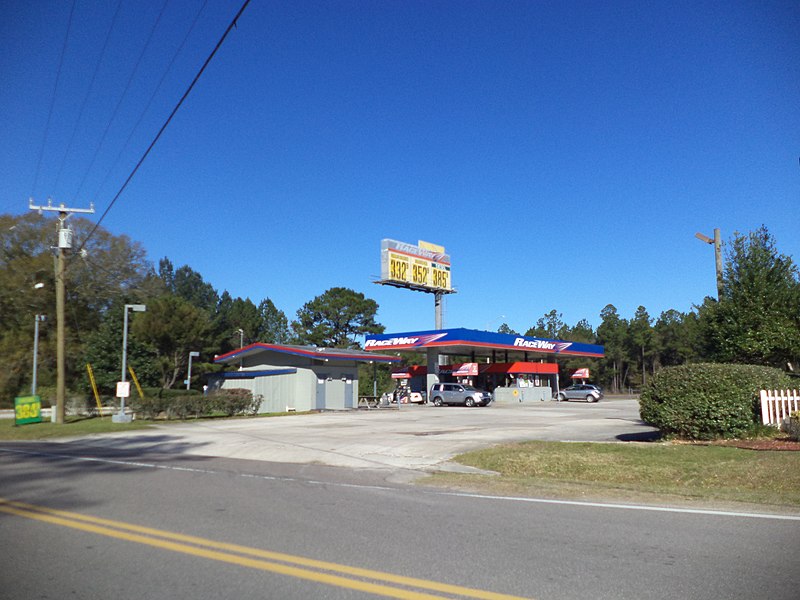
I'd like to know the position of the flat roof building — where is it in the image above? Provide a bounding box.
[212,343,400,412]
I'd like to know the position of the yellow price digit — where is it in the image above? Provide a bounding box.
[412,264,429,285]
[390,257,408,282]
[16,401,40,419]
[432,269,449,289]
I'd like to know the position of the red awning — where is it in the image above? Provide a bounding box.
[481,362,559,375]
[391,365,427,379]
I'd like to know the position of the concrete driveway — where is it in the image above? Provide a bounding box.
[61,398,656,475]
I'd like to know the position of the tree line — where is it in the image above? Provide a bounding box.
[500,226,799,392]
[1,212,797,405]
[0,213,384,404]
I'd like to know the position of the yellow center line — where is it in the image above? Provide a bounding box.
[0,498,532,600]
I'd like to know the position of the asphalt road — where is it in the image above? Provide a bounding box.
[2,400,799,599]
[1,443,798,600]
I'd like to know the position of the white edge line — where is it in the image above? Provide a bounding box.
[2,447,799,522]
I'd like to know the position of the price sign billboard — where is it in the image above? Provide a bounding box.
[14,395,42,425]
[380,239,452,292]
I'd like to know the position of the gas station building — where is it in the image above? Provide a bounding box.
[365,328,604,403]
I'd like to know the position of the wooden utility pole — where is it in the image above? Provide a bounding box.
[29,199,94,424]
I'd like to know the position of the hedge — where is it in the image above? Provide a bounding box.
[130,388,261,420]
[639,363,794,440]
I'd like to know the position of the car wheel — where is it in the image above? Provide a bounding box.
[465,397,475,407]
[557,393,566,402]
[586,394,598,403]
[433,397,443,407]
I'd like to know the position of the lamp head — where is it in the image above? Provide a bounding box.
[695,232,713,245]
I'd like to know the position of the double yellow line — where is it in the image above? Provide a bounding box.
[0,498,532,600]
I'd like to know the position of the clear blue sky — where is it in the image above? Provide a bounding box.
[2,0,798,335]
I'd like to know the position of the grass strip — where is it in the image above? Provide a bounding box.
[0,416,153,440]
[424,440,800,509]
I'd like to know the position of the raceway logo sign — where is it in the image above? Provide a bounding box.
[365,333,448,348]
[513,338,573,352]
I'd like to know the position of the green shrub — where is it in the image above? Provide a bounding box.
[130,394,169,420]
[640,363,793,440]
[165,393,212,420]
[210,388,261,417]
[132,388,209,420]
[131,387,261,420]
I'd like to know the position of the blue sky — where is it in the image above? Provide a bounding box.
[2,0,798,335]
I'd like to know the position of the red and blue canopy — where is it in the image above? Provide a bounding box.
[364,328,604,359]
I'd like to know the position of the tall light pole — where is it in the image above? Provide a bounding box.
[187,351,200,390]
[31,314,46,395]
[695,228,723,299]
[113,304,146,423]
[237,328,244,347]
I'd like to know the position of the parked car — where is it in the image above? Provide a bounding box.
[555,384,603,403]
[393,390,427,404]
[429,383,492,407]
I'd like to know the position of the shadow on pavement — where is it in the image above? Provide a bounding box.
[616,430,662,442]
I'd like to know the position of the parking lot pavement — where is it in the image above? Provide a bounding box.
[55,399,656,475]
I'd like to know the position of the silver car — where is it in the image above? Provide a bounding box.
[430,383,492,407]
[556,384,603,403]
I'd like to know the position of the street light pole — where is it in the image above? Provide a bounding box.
[237,328,244,348]
[695,228,723,299]
[187,351,200,390]
[113,304,146,423]
[31,315,46,395]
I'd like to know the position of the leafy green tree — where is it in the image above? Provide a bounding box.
[596,304,629,393]
[228,297,262,345]
[653,309,697,368]
[697,227,800,368]
[559,319,598,384]
[566,319,595,343]
[629,306,654,387]
[257,298,291,343]
[159,259,219,313]
[497,323,519,335]
[82,301,160,393]
[358,362,394,398]
[0,213,151,404]
[132,295,213,388]
[292,287,384,348]
[212,290,236,353]
[525,309,567,339]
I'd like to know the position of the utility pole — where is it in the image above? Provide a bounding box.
[29,199,95,424]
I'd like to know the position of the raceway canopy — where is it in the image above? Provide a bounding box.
[364,328,604,359]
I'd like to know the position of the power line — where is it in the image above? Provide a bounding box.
[74,0,252,258]
[89,0,210,204]
[52,0,124,192]
[70,0,170,205]
[30,0,77,197]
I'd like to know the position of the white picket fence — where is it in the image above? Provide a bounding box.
[760,389,800,426]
